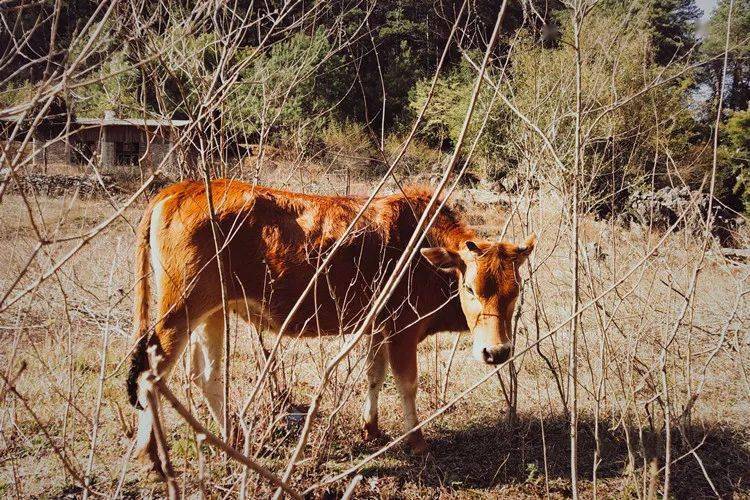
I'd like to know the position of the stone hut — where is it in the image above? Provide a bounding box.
[3,110,192,172]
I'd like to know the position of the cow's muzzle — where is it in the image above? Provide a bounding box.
[481,344,511,365]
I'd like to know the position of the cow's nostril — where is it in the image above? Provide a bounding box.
[482,347,492,363]
[480,346,510,365]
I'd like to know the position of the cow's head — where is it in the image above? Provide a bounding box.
[421,234,535,365]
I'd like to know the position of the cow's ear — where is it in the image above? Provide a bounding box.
[515,233,536,263]
[420,247,461,271]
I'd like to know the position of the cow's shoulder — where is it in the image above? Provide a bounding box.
[374,185,474,250]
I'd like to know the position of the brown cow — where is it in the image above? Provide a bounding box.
[127,180,534,459]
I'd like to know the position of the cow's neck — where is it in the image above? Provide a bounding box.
[426,283,468,335]
[427,221,475,253]
[422,267,469,336]
[422,220,474,336]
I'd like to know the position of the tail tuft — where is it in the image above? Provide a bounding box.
[127,334,149,408]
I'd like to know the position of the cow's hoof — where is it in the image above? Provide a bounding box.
[407,433,428,455]
[362,421,383,441]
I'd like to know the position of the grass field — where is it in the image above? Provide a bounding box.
[1,178,749,498]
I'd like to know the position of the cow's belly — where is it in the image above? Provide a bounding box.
[268,279,375,337]
[227,267,377,337]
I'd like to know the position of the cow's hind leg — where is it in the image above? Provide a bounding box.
[388,333,427,454]
[134,303,191,466]
[189,310,226,434]
[362,333,388,441]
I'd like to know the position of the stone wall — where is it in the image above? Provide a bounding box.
[7,173,124,197]
[4,172,172,197]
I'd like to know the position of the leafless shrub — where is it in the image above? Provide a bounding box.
[1,0,749,498]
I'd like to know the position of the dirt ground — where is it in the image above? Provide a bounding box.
[1,181,748,498]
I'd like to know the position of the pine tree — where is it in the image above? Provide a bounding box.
[647,0,702,65]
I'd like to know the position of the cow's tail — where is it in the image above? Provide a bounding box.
[126,200,155,409]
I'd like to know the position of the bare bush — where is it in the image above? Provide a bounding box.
[1,0,749,498]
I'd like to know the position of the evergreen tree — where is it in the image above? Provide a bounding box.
[647,0,702,65]
[703,0,750,111]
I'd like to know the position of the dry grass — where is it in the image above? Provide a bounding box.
[0,182,749,498]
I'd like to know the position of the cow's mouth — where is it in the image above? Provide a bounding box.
[479,344,511,365]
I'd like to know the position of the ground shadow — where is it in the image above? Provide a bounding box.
[355,413,750,498]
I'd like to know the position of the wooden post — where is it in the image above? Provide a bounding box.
[100,111,116,169]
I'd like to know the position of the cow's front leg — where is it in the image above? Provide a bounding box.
[362,334,388,440]
[388,334,427,454]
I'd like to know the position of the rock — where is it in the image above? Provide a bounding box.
[467,188,510,206]
[584,242,607,262]
[721,247,750,262]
